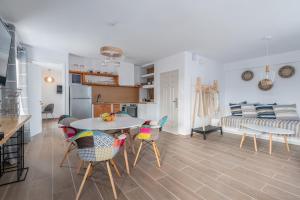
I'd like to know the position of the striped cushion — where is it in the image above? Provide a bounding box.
[229,101,247,116]
[241,104,257,117]
[255,104,276,119]
[273,104,299,120]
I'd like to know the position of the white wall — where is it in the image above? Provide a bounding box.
[224,50,300,115]
[25,45,69,115]
[154,52,187,134]
[151,51,223,135]
[41,67,65,118]
[184,53,224,133]
[27,64,42,137]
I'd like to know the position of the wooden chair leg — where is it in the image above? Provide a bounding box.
[87,164,94,177]
[154,142,161,158]
[123,144,130,174]
[60,143,73,167]
[269,134,273,155]
[77,160,84,174]
[128,130,136,154]
[110,159,121,177]
[240,134,246,149]
[152,141,161,168]
[76,162,92,200]
[106,161,118,199]
[284,135,290,152]
[253,135,258,152]
[133,141,143,167]
[124,129,135,154]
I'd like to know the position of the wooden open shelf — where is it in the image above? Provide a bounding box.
[84,83,139,88]
[140,64,155,101]
[69,70,119,86]
[69,70,118,78]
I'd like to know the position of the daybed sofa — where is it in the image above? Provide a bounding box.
[221,103,300,144]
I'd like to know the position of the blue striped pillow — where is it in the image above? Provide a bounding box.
[230,101,247,116]
[255,104,276,119]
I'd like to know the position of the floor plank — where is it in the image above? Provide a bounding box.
[157,176,204,200]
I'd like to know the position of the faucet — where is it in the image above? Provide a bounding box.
[96,94,102,103]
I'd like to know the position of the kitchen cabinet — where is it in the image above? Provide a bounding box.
[93,103,120,117]
[113,104,121,113]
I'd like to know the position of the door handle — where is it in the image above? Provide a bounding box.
[172,98,178,108]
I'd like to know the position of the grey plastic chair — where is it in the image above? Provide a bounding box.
[42,103,54,118]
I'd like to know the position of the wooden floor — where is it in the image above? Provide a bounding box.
[1,119,300,200]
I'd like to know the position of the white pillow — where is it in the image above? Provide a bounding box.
[241,104,257,118]
[273,104,299,120]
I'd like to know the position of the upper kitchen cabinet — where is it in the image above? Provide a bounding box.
[117,62,135,86]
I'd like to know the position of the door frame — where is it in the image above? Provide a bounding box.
[159,70,179,134]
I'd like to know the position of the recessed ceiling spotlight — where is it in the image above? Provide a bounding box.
[107,21,118,27]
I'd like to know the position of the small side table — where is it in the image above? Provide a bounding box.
[243,125,295,155]
[240,129,262,152]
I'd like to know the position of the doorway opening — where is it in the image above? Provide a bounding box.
[27,61,66,137]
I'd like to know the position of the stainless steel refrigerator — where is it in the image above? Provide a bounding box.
[70,85,92,119]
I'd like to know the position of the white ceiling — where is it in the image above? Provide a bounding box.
[1,0,300,65]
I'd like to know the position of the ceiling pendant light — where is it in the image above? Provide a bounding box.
[44,69,55,83]
[100,46,123,66]
[260,36,275,88]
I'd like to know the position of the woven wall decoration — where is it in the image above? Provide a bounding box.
[278,65,295,78]
[241,70,254,81]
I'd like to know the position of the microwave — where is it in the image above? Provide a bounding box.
[70,74,81,84]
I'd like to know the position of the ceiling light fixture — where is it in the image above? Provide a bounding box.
[100,46,123,66]
[260,36,275,88]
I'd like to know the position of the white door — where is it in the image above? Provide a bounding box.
[160,70,179,133]
[27,64,42,136]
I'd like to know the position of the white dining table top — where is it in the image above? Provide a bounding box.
[70,116,145,131]
[243,124,295,135]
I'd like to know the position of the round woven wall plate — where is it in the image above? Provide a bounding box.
[241,70,254,81]
[278,65,295,78]
[258,79,273,91]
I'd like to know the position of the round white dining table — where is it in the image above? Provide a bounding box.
[71,115,145,174]
[70,116,145,131]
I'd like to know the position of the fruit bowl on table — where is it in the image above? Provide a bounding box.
[101,113,116,122]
